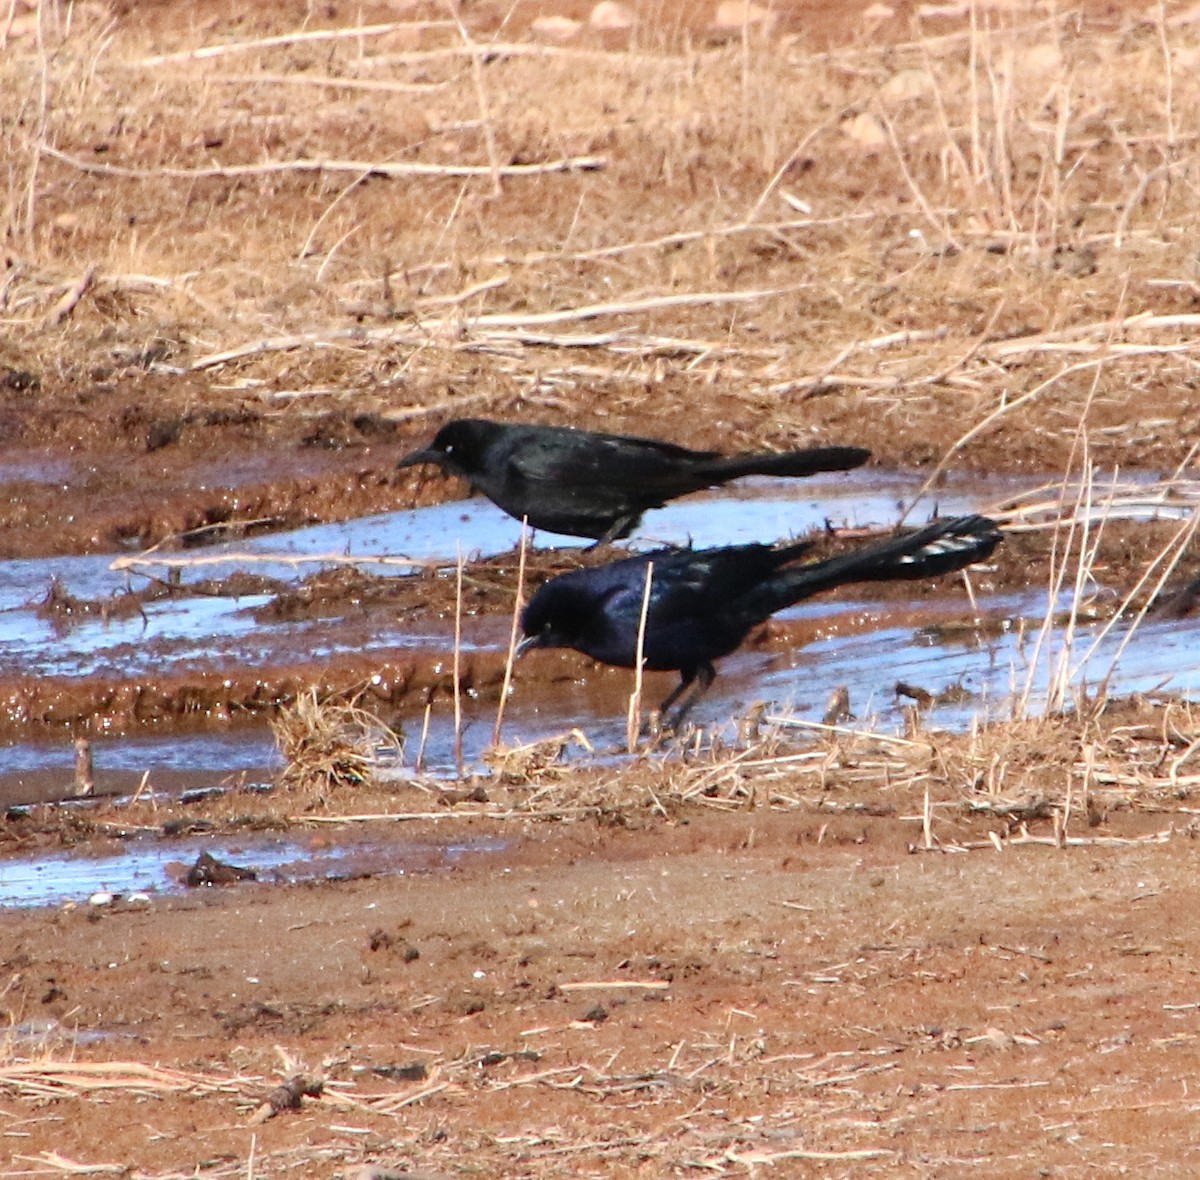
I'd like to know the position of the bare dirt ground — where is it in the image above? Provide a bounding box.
[4,0,1200,1175]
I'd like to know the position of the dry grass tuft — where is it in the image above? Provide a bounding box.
[482,729,594,785]
[264,695,1200,845]
[271,688,403,792]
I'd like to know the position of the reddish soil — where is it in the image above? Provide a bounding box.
[5,798,1200,1177]
[3,0,1200,1175]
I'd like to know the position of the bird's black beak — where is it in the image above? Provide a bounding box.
[396,447,441,470]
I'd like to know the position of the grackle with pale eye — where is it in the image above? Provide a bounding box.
[397,418,871,543]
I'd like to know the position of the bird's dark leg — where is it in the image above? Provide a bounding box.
[656,668,695,720]
[586,512,637,551]
[659,662,717,729]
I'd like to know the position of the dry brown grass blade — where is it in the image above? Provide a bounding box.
[986,476,1200,532]
[14,1153,126,1175]
[465,287,797,328]
[452,545,465,773]
[557,980,670,991]
[984,311,1200,357]
[359,40,689,65]
[445,0,502,198]
[208,71,447,95]
[727,1146,897,1164]
[945,828,1176,852]
[492,522,529,745]
[627,560,655,752]
[40,268,95,327]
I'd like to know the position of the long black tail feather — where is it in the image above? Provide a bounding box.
[738,514,1002,625]
[699,445,871,482]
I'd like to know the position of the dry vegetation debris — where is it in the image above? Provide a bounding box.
[3,1,1200,473]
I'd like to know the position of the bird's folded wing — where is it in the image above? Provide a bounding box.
[508,435,720,493]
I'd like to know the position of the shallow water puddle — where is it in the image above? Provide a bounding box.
[3,592,1192,809]
[210,466,1007,570]
[0,731,281,806]
[6,1019,132,1049]
[0,704,620,806]
[0,832,507,909]
[0,592,500,682]
[754,595,1200,731]
[1,470,1197,810]
[0,469,1016,681]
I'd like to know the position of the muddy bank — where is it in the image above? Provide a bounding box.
[4,788,1200,1175]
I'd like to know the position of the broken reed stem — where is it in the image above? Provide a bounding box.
[182,286,794,371]
[1026,288,1119,715]
[41,268,95,327]
[111,549,443,574]
[626,561,654,754]
[133,20,455,65]
[453,546,464,775]
[1014,432,1089,719]
[446,0,503,198]
[492,521,529,745]
[40,145,604,180]
[961,567,978,614]
[128,769,152,806]
[415,699,433,773]
[1047,454,1101,713]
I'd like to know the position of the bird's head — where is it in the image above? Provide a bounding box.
[516,581,591,657]
[396,418,492,477]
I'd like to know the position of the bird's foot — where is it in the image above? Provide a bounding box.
[637,710,705,749]
[637,709,670,743]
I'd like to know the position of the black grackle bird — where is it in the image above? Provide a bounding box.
[517,514,1003,724]
[397,418,870,542]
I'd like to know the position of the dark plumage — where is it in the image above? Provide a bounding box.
[397,418,870,542]
[517,514,1003,723]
